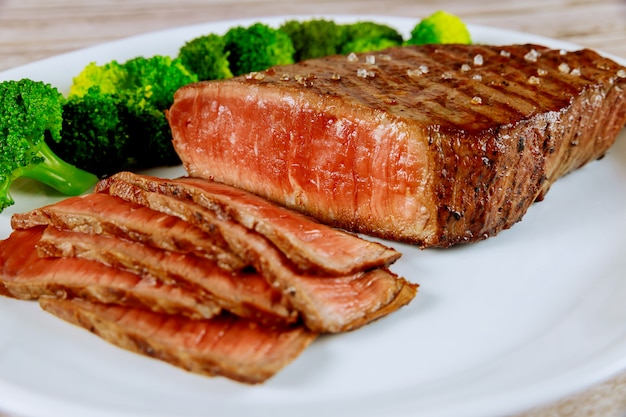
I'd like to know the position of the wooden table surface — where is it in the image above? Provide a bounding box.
[1,1,625,416]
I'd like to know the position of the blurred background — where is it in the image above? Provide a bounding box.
[0,0,625,72]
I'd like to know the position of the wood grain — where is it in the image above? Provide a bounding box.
[0,1,625,416]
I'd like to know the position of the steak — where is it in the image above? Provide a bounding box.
[96,172,400,275]
[96,174,417,332]
[3,163,417,380]
[39,297,317,384]
[11,193,247,271]
[167,43,626,247]
[37,227,297,327]
[0,227,220,319]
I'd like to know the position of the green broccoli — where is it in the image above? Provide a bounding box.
[178,33,233,81]
[341,37,402,54]
[407,10,472,45]
[340,21,404,54]
[279,19,348,61]
[124,92,180,168]
[0,79,98,212]
[71,55,197,111]
[224,23,295,76]
[68,60,129,97]
[121,55,198,110]
[51,87,135,177]
[345,21,404,43]
[62,55,197,176]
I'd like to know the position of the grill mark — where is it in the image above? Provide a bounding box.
[370,47,505,126]
[423,45,567,125]
[416,45,535,124]
[275,44,587,130]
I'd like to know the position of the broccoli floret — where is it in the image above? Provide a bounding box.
[341,37,402,54]
[71,55,197,110]
[122,55,197,110]
[340,21,404,54]
[224,23,295,76]
[125,94,180,168]
[52,87,135,177]
[64,55,197,175]
[343,21,403,49]
[178,34,233,81]
[279,19,348,61]
[0,79,98,212]
[407,10,472,45]
[68,60,129,97]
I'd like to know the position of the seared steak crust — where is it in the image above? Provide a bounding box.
[168,44,626,246]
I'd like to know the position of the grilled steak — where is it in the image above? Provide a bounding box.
[96,172,400,275]
[11,193,246,271]
[37,227,297,327]
[0,227,220,319]
[3,155,417,379]
[167,43,626,247]
[39,297,317,384]
[96,174,417,332]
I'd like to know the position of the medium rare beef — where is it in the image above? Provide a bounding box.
[96,172,400,275]
[37,227,297,327]
[39,297,317,384]
[286,268,417,332]
[97,175,418,332]
[11,193,247,271]
[167,44,626,247]
[0,227,220,319]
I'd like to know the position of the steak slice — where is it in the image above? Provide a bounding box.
[285,268,417,333]
[37,227,297,327]
[0,227,220,319]
[98,177,418,332]
[11,193,247,271]
[39,297,317,384]
[96,172,400,275]
[167,44,626,247]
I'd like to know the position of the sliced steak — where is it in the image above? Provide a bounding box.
[0,227,220,319]
[285,268,417,333]
[37,227,297,327]
[98,177,417,332]
[167,44,626,247]
[96,172,400,275]
[39,297,317,384]
[11,193,247,271]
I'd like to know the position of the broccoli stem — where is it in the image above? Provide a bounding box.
[20,141,99,196]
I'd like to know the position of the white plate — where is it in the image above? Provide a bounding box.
[1,15,626,417]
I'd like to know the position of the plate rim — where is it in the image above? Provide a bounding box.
[1,14,626,417]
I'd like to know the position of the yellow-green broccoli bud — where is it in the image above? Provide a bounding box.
[408,11,471,45]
